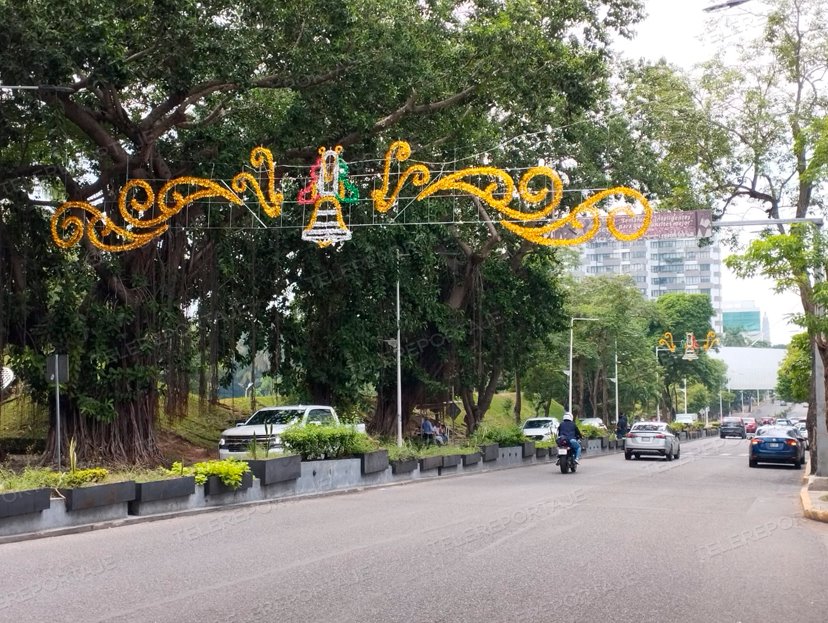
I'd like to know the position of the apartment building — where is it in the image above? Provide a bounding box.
[575,237,723,332]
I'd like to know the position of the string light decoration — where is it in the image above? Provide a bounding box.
[657,331,719,361]
[51,147,282,252]
[50,139,653,252]
[372,140,651,246]
[298,145,358,247]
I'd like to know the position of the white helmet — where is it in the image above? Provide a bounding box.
[563,412,573,421]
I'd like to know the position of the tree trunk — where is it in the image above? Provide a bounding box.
[513,372,522,424]
[45,386,161,465]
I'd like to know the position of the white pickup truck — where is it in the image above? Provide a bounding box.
[218,405,365,458]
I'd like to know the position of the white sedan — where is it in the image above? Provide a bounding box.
[624,422,680,461]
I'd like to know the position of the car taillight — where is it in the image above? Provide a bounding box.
[625,433,634,438]
[786,439,798,446]
[751,438,762,444]
[655,434,666,439]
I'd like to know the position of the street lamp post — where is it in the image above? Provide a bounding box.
[683,377,688,415]
[614,342,619,425]
[567,317,598,415]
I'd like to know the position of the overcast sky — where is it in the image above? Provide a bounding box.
[618,0,801,345]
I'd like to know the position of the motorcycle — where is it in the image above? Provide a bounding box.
[556,437,578,474]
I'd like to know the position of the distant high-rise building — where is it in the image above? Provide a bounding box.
[721,301,768,344]
[574,236,723,330]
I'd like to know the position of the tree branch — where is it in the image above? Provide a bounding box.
[285,85,477,159]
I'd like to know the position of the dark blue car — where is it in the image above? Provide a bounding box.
[749,427,805,469]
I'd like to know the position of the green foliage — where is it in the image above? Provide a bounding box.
[281,425,375,460]
[0,466,109,491]
[667,422,686,435]
[470,424,527,447]
[777,333,811,403]
[385,443,419,462]
[169,459,250,488]
[577,424,604,439]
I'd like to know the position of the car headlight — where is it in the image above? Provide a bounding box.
[219,437,225,447]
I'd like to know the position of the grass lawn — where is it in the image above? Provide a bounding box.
[0,395,48,438]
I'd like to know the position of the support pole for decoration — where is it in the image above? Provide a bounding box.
[396,257,403,448]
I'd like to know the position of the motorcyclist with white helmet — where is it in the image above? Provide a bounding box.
[557,412,583,463]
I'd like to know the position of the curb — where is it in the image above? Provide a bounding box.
[800,475,828,524]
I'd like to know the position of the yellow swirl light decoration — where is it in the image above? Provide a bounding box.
[373,140,652,247]
[702,330,720,351]
[231,147,284,218]
[371,141,431,213]
[500,186,651,247]
[658,332,677,353]
[51,201,164,252]
[51,147,280,252]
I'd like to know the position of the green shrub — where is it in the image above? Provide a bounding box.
[169,459,250,488]
[386,443,419,462]
[281,425,375,460]
[0,466,110,491]
[577,424,603,439]
[667,422,686,435]
[535,440,557,449]
[471,424,527,447]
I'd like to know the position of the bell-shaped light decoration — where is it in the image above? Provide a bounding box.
[682,332,699,361]
[302,196,352,248]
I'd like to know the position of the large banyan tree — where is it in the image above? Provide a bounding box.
[0,0,646,461]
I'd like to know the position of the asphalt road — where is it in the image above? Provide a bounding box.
[2,425,827,623]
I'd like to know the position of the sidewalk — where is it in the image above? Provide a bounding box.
[800,474,828,523]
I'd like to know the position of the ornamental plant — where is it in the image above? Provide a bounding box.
[471,424,527,447]
[168,459,250,489]
[281,425,376,460]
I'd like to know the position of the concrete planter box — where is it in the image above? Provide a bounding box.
[128,477,197,516]
[679,432,688,440]
[0,488,51,519]
[419,456,442,472]
[204,472,253,496]
[440,454,461,469]
[247,455,301,485]
[133,476,195,504]
[480,444,499,462]
[608,439,616,450]
[521,441,535,458]
[535,446,548,458]
[357,450,389,476]
[586,439,602,452]
[462,452,481,466]
[600,437,608,449]
[60,481,136,512]
[390,458,418,474]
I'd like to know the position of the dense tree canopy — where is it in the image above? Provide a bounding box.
[1,0,657,461]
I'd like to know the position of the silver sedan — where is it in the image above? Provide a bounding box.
[624,422,680,461]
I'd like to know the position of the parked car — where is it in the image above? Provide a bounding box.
[720,417,746,439]
[795,422,810,450]
[579,417,608,431]
[521,417,559,441]
[775,418,792,427]
[749,426,806,469]
[624,422,680,461]
[218,405,364,458]
[741,417,757,435]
